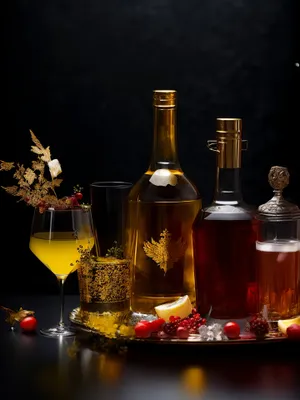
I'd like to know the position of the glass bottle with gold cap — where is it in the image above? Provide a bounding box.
[126,90,202,313]
[255,166,300,324]
[193,118,257,319]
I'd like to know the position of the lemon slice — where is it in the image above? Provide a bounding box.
[154,295,193,321]
[278,316,300,334]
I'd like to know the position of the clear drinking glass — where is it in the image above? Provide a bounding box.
[90,181,132,257]
[30,206,94,337]
[77,181,133,314]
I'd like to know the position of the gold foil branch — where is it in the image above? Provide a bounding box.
[143,229,187,274]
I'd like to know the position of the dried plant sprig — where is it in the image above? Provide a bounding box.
[0,130,84,213]
[106,241,124,259]
[0,305,35,326]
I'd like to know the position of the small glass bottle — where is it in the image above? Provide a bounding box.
[255,166,300,323]
[193,118,258,319]
[126,90,202,313]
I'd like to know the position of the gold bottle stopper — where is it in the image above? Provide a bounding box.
[258,166,300,219]
[216,118,242,134]
[153,90,177,108]
[208,117,246,168]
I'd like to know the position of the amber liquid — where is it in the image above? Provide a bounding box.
[127,173,201,313]
[193,215,257,319]
[256,241,299,320]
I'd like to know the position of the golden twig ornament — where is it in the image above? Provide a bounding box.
[0,130,84,212]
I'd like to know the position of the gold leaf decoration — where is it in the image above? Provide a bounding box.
[24,168,36,185]
[143,229,187,274]
[1,185,19,195]
[0,130,86,212]
[30,129,51,162]
[0,161,14,171]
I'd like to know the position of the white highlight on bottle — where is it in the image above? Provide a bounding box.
[149,169,177,187]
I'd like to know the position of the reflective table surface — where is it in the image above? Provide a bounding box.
[0,295,299,400]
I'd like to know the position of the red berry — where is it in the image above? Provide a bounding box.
[169,316,175,322]
[75,192,83,201]
[223,321,240,339]
[176,326,189,339]
[139,320,151,325]
[20,316,37,333]
[286,324,300,341]
[71,196,79,206]
[249,316,269,339]
[149,318,165,332]
[134,322,151,338]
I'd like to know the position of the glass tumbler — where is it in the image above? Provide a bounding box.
[77,181,133,314]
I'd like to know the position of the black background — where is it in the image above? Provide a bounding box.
[1,1,299,295]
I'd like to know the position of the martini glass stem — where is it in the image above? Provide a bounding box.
[58,278,65,329]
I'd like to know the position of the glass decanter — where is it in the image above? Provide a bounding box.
[255,166,300,324]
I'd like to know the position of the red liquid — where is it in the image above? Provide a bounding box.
[193,216,257,319]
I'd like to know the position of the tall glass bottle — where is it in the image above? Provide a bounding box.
[193,118,257,319]
[126,90,202,313]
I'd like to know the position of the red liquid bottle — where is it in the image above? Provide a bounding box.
[193,118,258,319]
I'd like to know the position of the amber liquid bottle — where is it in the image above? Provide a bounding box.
[193,118,257,319]
[126,90,202,313]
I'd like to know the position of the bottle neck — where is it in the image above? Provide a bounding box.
[213,135,243,204]
[149,106,181,171]
[214,167,243,204]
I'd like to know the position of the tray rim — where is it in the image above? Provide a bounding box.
[69,307,287,346]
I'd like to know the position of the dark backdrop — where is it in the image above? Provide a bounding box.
[1,0,299,295]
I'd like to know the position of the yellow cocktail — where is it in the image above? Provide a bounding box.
[30,232,94,279]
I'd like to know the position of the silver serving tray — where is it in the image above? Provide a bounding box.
[69,307,287,346]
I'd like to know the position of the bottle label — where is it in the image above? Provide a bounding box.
[143,228,187,274]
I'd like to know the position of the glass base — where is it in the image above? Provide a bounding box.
[40,325,75,338]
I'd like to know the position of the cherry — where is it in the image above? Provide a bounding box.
[176,326,189,339]
[75,192,83,201]
[223,321,240,339]
[149,318,165,332]
[134,322,151,338]
[286,324,300,340]
[139,320,151,325]
[20,316,37,333]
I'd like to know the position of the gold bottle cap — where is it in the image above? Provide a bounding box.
[153,90,177,108]
[216,118,242,134]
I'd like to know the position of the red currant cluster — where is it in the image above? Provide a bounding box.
[163,309,207,338]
